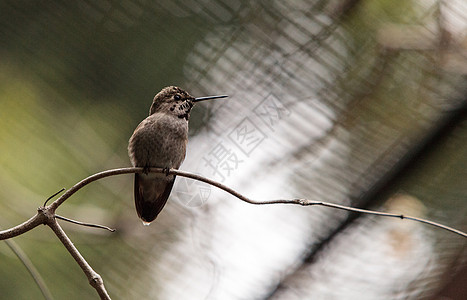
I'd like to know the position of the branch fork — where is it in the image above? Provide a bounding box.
[1,167,466,300]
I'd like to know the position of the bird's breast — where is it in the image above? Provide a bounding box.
[128,113,188,169]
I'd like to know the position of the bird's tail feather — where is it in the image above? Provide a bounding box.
[134,173,175,223]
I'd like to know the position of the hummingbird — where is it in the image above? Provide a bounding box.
[128,86,227,224]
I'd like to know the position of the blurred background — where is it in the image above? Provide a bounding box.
[1,0,467,299]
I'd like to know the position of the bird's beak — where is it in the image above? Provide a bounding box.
[192,95,228,103]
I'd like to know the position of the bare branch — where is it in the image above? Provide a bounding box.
[0,208,113,298]
[39,166,467,239]
[47,219,111,300]
[168,168,467,238]
[49,168,138,211]
[0,210,46,240]
[0,166,465,300]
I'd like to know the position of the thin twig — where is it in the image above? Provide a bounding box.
[291,199,467,238]
[169,168,467,238]
[55,215,115,232]
[44,188,65,206]
[4,238,54,300]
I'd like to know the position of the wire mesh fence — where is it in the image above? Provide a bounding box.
[0,0,466,299]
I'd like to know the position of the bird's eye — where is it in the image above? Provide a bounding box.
[174,94,181,100]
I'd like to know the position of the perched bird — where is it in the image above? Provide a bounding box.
[128,86,227,224]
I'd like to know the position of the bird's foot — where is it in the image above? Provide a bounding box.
[163,167,171,176]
